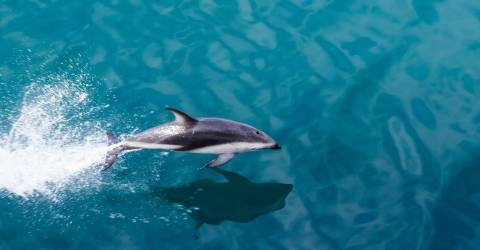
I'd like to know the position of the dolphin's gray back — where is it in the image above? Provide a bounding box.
[126,122,182,143]
[126,118,256,151]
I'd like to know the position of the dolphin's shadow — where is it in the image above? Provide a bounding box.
[151,168,293,229]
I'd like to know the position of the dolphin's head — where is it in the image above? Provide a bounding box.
[241,124,281,151]
[198,118,281,152]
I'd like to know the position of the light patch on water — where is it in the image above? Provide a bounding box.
[0,75,109,197]
[388,117,423,176]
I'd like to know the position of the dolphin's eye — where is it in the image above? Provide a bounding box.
[255,131,260,135]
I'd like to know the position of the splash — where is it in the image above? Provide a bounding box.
[0,75,109,197]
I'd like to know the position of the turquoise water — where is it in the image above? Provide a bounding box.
[1,0,480,249]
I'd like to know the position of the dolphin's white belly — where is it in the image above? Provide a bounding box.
[187,143,238,154]
[188,142,268,154]
[123,140,270,154]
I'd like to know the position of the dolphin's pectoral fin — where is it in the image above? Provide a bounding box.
[206,153,235,168]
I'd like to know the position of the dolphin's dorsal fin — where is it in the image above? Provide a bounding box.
[166,108,197,125]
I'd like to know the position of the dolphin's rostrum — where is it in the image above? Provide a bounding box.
[103,108,281,171]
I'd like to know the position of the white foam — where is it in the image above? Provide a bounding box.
[0,75,109,197]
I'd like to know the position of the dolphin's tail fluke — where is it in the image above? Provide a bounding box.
[102,131,122,171]
[102,146,124,171]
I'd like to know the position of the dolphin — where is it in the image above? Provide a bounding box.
[103,108,281,171]
[153,168,293,229]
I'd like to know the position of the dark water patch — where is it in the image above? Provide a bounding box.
[461,74,477,94]
[333,42,412,117]
[429,153,480,250]
[406,61,430,81]
[323,134,364,180]
[412,0,441,25]
[358,163,388,189]
[471,7,480,21]
[473,113,480,125]
[459,141,479,157]
[467,41,480,51]
[410,97,437,130]
[449,123,467,134]
[353,212,377,224]
[315,37,355,73]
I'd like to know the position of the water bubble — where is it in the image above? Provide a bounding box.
[109,213,126,219]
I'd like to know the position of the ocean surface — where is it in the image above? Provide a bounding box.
[0,0,479,249]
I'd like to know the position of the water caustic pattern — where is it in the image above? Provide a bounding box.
[0,0,480,249]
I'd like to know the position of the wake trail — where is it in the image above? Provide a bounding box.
[0,75,110,198]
